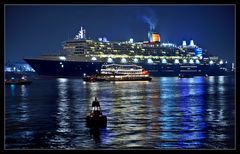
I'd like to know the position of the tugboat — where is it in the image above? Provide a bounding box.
[5,76,32,85]
[83,64,152,82]
[86,97,107,128]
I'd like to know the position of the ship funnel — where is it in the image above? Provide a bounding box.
[190,40,195,46]
[148,31,160,43]
[182,41,187,47]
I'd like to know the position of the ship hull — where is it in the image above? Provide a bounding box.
[24,59,234,77]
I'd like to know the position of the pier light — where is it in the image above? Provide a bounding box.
[209,60,214,65]
[195,59,200,64]
[183,59,187,63]
[189,59,194,64]
[174,59,179,64]
[107,57,113,63]
[121,58,127,63]
[59,56,66,61]
[162,58,167,64]
[91,57,97,61]
[133,58,138,63]
[219,60,223,65]
[147,59,153,64]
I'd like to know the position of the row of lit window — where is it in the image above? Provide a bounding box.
[90,56,224,65]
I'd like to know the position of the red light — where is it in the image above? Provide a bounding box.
[143,70,149,75]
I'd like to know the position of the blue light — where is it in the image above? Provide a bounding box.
[194,48,202,57]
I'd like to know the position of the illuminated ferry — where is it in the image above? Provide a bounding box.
[24,27,234,77]
[83,64,152,82]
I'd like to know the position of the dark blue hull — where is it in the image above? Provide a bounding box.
[24,59,234,77]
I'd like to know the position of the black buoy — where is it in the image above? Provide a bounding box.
[86,97,107,128]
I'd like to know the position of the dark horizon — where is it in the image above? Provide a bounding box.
[5,4,235,63]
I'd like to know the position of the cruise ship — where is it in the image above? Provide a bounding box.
[24,27,234,77]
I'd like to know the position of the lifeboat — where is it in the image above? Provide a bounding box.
[86,97,107,128]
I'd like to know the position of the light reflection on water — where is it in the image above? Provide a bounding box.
[5,76,235,149]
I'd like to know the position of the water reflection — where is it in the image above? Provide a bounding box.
[17,85,30,122]
[205,76,234,148]
[5,76,235,149]
[10,84,15,96]
[158,77,206,149]
[50,78,72,149]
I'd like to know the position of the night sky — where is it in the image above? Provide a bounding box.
[5,5,235,63]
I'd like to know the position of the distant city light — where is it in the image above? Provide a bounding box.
[5,63,35,72]
[98,38,103,42]
[195,59,200,64]
[209,60,214,65]
[5,67,11,72]
[61,64,64,68]
[183,59,187,63]
[59,56,66,60]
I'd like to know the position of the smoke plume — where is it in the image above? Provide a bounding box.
[142,8,158,31]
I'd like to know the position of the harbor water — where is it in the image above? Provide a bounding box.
[5,76,235,149]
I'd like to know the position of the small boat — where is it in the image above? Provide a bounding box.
[5,76,32,85]
[86,97,107,128]
[178,73,194,78]
[83,64,152,82]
